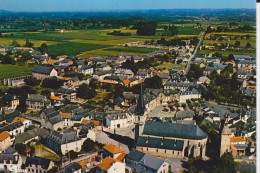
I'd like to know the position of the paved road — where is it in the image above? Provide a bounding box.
[185,22,210,75]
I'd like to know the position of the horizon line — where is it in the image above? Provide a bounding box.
[0,8,256,13]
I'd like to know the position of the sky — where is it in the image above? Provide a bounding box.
[0,0,256,12]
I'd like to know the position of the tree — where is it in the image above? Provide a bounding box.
[169,24,178,36]
[89,79,99,89]
[10,40,20,47]
[144,76,162,89]
[42,77,63,89]
[1,55,15,64]
[76,83,96,99]
[136,21,157,36]
[82,138,95,152]
[67,150,78,160]
[24,39,34,47]
[24,77,40,86]
[245,42,251,49]
[20,51,32,62]
[186,64,203,82]
[39,43,48,54]
[15,143,27,155]
[41,89,51,97]
[234,41,240,47]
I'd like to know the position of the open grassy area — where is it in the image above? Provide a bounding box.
[34,144,61,162]
[203,39,256,49]
[0,64,33,79]
[0,38,58,47]
[79,48,144,58]
[157,62,183,69]
[47,42,112,56]
[177,27,204,35]
[198,49,256,58]
[91,90,110,102]
[104,47,159,54]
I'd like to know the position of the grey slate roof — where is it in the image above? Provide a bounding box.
[49,131,81,144]
[24,156,51,169]
[137,136,184,151]
[141,153,165,171]
[33,66,54,74]
[142,121,208,140]
[58,162,81,173]
[48,115,62,125]
[0,121,23,133]
[126,149,166,172]
[126,149,145,162]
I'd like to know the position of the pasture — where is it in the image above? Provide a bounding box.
[0,64,34,79]
[198,49,256,58]
[47,42,112,56]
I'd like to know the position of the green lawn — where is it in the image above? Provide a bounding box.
[34,144,61,162]
[47,42,112,56]
[157,63,184,70]
[0,64,33,79]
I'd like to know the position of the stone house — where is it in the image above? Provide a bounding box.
[1,94,19,110]
[23,156,55,173]
[44,115,63,131]
[126,149,169,173]
[46,131,84,155]
[26,94,51,110]
[32,66,58,80]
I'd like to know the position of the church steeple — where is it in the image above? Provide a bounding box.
[135,84,145,115]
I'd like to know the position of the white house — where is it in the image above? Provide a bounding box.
[11,117,31,128]
[0,131,11,152]
[197,76,211,85]
[0,154,22,173]
[96,157,125,173]
[80,65,94,75]
[46,131,84,155]
[179,88,201,103]
[126,149,169,173]
[24,156,55,173]
[105,113,129,129]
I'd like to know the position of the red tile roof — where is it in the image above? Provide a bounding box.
[0,131,10,141]
[103,144,123,154]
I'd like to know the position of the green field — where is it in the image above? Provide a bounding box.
[47,42,112,56]
[203,39,256,49]
[198,49,256,58]
[0,64,34,79]
[157,63,183,69]
[177,27,204,35]
[104,47,159,53]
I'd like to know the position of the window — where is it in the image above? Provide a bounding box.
[165,150,167,153]
[147,148,148,151]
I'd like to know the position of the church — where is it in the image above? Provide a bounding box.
[135,120,208,159]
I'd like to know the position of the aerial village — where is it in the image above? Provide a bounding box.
[0,9,256,173]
